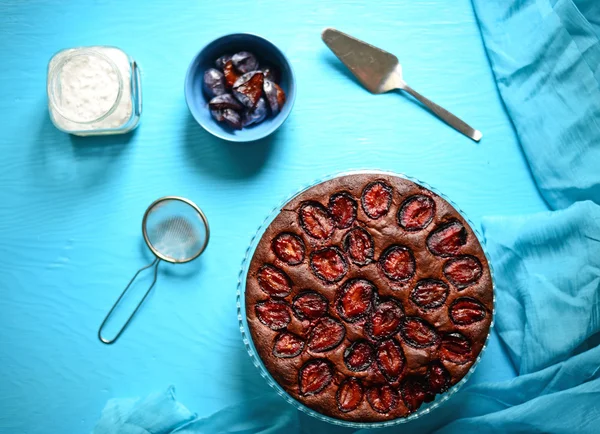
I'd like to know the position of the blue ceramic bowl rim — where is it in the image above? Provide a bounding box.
[184,33,296,143]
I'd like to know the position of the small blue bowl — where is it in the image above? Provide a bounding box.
[185,33,296,142]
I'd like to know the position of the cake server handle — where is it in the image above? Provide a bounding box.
[398,81,482,142]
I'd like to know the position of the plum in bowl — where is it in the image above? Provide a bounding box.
[185,33,296,142]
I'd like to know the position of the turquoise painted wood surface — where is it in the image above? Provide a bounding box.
[0,0,547,432]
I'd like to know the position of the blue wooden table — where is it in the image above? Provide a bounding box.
[0,1,547,432]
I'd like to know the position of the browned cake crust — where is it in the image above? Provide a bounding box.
[245,173,493,422]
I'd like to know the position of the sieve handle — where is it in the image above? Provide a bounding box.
[98,258,160,345]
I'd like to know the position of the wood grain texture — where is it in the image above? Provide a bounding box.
[0,0,546,433]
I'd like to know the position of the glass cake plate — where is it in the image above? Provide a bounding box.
[236,170,496,429]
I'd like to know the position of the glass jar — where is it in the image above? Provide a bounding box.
[47,46,142,136]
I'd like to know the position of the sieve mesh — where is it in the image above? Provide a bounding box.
[143,198,209,263]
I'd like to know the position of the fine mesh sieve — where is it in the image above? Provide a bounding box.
[98,196,209,344]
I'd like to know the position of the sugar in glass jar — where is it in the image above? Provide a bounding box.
[47,46,142,136]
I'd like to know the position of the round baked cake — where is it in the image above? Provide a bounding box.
[244,173,493,422]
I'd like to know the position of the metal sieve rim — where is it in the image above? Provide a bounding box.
[141,196,210,264]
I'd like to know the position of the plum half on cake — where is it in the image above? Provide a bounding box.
[244,173,493,422]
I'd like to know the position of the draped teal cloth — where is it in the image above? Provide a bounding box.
[472,0,600,210]
[93,0,600,432]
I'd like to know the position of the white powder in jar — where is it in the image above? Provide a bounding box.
[48,47,134,133]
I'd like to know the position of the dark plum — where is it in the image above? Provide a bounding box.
[210,109,225,122]
[223,60,240,88]
[400,376,428,412]
[343,227,374,266]
[261,66,280,83]
[257,264,292,298]
[399,317,439,348]
[310,247,348,283]
[365,299,403,340]
[343,340,374,372]
[242,97,268,127]
[273,332,304,358]
[232,51,259,74]
[440,332,473,364]
[366,385,397,413]
[222,109,242,130]
[410,279,449,310]
[272,232,305,265]
[427,360,451,395]
[328,192,357,229]
[215,54,232,70]
[298,202,335,240]
[361,181,392,219]
[255,300,291,330]
[206,51,285,131]
[427,220,467,257]
[208,93,243,111]
[308,317,346,352]
[398,195,435,231]
[233,71,264,108]
[203,68,226,98]
[336,279,375,322]
[337,377,363,412]
[376,339,405,382]
[443,255,483,288]
[449,297,487,325]
[299,359,333,396]
[263,79,286,116]
[379,245,416,282]
[232,72,257,90]
[292,291,328,321]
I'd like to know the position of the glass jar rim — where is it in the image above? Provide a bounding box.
[47,48,124,124]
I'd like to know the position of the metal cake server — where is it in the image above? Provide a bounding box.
[322,28,482,142]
